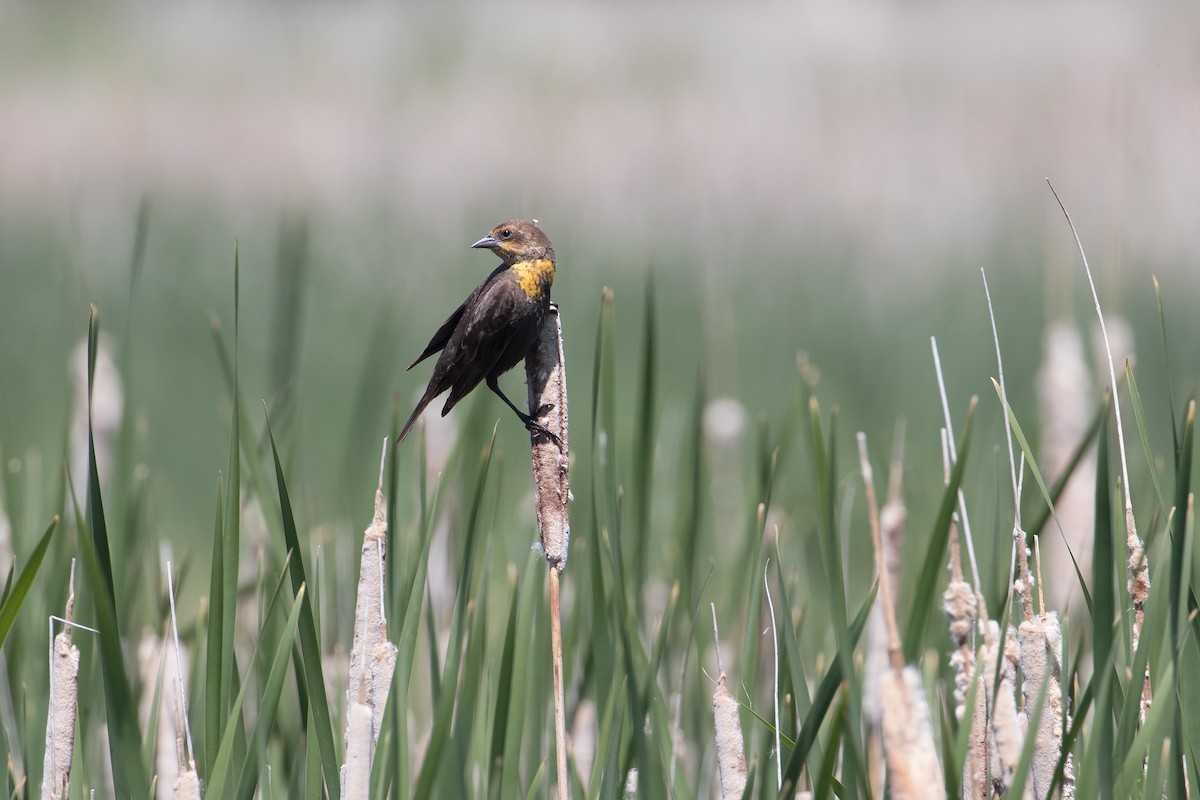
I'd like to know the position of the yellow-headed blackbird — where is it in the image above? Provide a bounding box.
[396,219,559,446]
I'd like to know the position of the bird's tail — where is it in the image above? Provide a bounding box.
[395,389,438,447]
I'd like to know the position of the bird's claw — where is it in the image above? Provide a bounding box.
[526,418,562,450]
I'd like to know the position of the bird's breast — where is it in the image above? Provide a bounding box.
[510,259,555,300]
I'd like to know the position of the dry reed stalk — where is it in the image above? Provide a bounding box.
[42,565,81,800]
[858,433,945,800]
[340,442,398,796]
[982,621,1030,798]
[343,702,374,798]
[525,305,572,799]
[879,667,945,800]
[174,770,201,800]
[945,532,986,799]
[712,675,746,799]
[1017,612,1074,799]
[709,604,747,800]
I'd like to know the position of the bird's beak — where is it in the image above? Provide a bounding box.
[471,235,497,250]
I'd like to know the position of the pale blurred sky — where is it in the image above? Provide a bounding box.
[2,0,1197,283]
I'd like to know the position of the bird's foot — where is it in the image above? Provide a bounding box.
[523,411,562,450]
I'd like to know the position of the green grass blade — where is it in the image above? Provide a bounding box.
[641,583,681,793]
[780,582,877,794]
[424,585,442,706]
[0,516,56,648]
[590,288,618,535]
[412,433,496,798]
[772,559,821,767]
[736,503,767,724]
[81,305,150,798]
[205,244,244,769]
[488,579,521,796]
[523,760,548,800]
[86,308,116,596]
[597,690,628,800]
[809,401,855,697]
[1126,367,1169,517]
[632,271,657,597]
[207,584,305,800]
[814,690,845,800]
[205,477,226,770]
[808,399,844,639]
[223,249,242,696]
[202,652,252,800]
[450,571,490,790]
[268,211,309,425]
[500,554,543,799]
[234,561,303,800]
[587,669,624,800]
[677,370,706,608]
[903,399,973,663]
[1152,276,1180,456]
[1114,661,1176,798]
[1114,551,1169,772]
[265,416,341,796]
[0,563,13,616]
[1051,674,1093,797]
[305,702,323,800]
[1179,603,1200,799]
[1168,402,1194,655]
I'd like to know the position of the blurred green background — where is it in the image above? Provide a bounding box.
[1,0,1197,585]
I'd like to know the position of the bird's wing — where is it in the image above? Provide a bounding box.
[407,264,507,370]
[437,279,529,412]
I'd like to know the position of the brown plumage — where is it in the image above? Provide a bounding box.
[396,219,559,446]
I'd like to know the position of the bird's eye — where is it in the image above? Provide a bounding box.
[499,229,513,239]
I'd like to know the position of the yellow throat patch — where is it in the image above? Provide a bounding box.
[511,259,555,299]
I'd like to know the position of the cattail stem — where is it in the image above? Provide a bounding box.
[526,305,572,799]
[549,568,569,800]
[710,604,747,800]
[341,441,397,795]
[526,306,571,568]
[43,560,81,800]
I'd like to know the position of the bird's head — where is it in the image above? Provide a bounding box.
[471,220,555,264]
